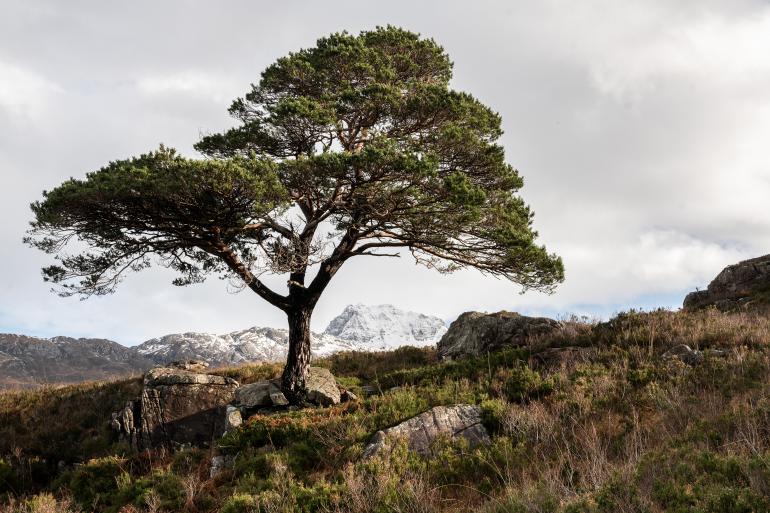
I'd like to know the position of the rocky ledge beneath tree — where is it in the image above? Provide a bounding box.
[437,311,562,359]
[112,363,354,451]
[362,404,490,459]
[683,254,770,312]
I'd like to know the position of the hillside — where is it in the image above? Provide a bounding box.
[2,307,770,512]
[0,335,152,389]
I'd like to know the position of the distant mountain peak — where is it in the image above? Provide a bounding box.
[324,304,447,350]
[134,326,358,367]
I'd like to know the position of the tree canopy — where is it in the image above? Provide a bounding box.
[26,26,563,395]
[28,27,563,303]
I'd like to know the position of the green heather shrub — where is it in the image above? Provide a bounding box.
[170,447,209,475]
[0,458,15,495]
[221,492,257,513]
[325,346,437,382]
[500,365,554,403]
[62,456,125,510]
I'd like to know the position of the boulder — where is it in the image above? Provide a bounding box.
[437,311,562,359]
[683,254,770,311]
[235,380,288,409]
[362,404,490,459]
[111,367,238,449]
[306,367,341,406]
[662,344,704,366]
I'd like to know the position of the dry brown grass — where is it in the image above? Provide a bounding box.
[3,307,770,512]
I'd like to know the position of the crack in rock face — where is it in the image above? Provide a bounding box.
[111,365,238,450]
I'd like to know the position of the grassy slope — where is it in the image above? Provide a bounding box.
[2,308,770,513]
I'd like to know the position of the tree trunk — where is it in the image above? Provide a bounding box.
[281,306,313,401]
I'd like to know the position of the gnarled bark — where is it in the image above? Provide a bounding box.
[281,307,313,400]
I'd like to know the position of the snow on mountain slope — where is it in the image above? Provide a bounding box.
[323,304,447,350]
[134,327,359,366]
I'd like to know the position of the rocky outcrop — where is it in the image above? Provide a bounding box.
[112,363,351,450]
[231,368,346,411]
[437,311,562,359]
[306,367,341,406]
[683,254,770,311]
[362,404,490,459]
[111,365,238,449]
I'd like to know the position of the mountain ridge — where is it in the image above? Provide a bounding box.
[0,304,446,388]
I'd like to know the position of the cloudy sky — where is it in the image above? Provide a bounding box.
[1,0,769,345]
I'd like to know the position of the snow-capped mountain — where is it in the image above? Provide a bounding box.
[134,327,359,366]
[2,305,448,386]
[323,304,448,350]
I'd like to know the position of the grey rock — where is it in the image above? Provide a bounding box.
[306,367,341,406]
[111,367,238,449]
[210,454,234,478]
[144,367,236,387]
[683,254,770,311]
[661,344,728,366]
[362,404,490,459]
[270,390,290,406]
[437,311,562,359]
[360,385,378,397]
[662,344,704,366]
[224,406,242,432]
[235,381,287,409]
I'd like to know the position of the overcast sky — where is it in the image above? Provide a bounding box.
[1,0,769,345]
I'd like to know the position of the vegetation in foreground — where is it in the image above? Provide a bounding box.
[2,307,770,512]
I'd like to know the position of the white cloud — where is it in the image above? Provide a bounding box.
[1,0,770,342]
[0,61,62,118]
[136,71,241,103]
